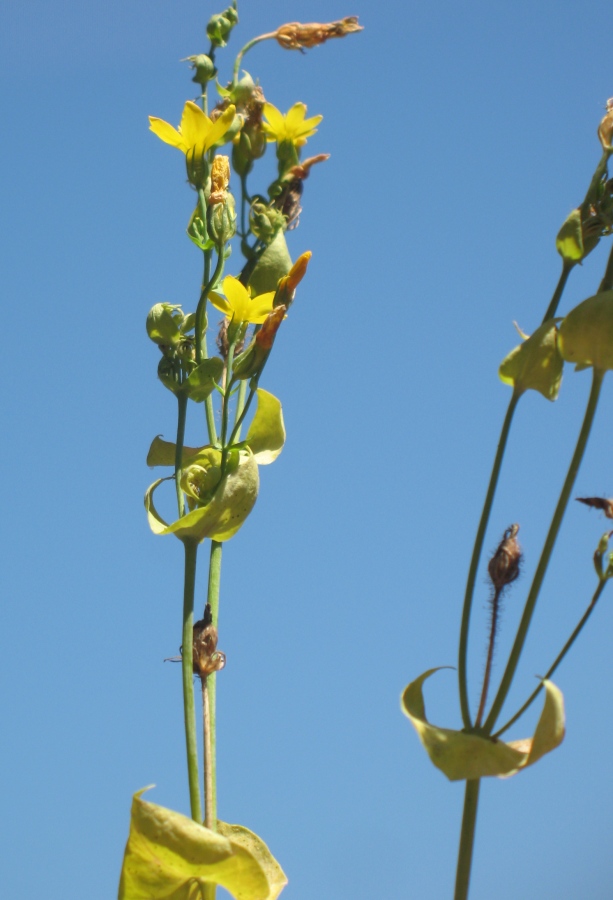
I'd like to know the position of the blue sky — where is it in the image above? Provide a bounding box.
[2,1,613,897]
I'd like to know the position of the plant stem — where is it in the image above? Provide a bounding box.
[483,367,605,732]
[232,33,277,86]
[454,779,481,900]
[204,540,223,830]
[233,380,248,438]
[475,587,503,727]
[175,394,188,518]
[493,577,608,738]
[541,261,574,323]
[182,538,203,822]
[458,390,521,727]
[202,677,214,827]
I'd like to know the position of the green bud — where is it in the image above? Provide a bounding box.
[186,54,217,86]
[187,207,213,251]
[558,290,613,371]
[498,320,563,400]
[147,303,184,346]
[206,5,238,47]
[157,342,195,395]
[232,337,269,380]
[249,200,286,244]
[556,208,600,263]
[209,193,237,245]
[185,148,210,190]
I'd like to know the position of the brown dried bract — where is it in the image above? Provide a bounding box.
[576,496,613,519]
[488,524,522,592]
[275,16,363,51]
[193,608,226,679]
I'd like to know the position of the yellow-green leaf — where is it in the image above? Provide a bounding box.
[146,436,201,468]
[145,450,259,542]
[498,319,563,400]
[401,668,565,781]
[245,389,286,464]
[558,290,613,372]
[118,789,287,900]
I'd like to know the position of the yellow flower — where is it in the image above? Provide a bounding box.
[262,102,322,148]
[149,102,236,156]
[209,276,275,326]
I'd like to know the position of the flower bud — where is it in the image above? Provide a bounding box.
[185,54,217,86]
[185,147,210,190]
[598,99,613,150]
[255,305,286,350]
[488,525,522,592]
[249,201,286,244]
[273,251,311,308]
[208,194,237,245]
[146,303,184,346]
[206,5,238,48]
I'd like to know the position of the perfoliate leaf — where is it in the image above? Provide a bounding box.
[558,290,613,372]
[146,436,201,468]
[118,788,287,900]
[186,358,224,402]
[401,668,565,781]
[248,231,292,296]
[498,319,563,400]
[145,450,259,542]
[245,389,286,464]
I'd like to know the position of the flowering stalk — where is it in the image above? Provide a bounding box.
[120,8,361,899]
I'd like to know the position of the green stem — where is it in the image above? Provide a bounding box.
[483,367,605,732]
[204,540,223,831]
[541,261,574,323]
[175,394,188,518]
[454,779,481,900]
[458,390,521,727]
[233,380,248,438]
[227,379,258,449]
[232,33,277,86]
[493,577,608,738]
[182,538,203,822]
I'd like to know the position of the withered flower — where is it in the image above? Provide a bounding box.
[275,17,363,51]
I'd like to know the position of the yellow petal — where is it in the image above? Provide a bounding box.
[248,292,276,322]
[180,101,211,149]
[148,116,184,150]
[262,102,286,136]
[221,276,250,321]
[204,104,237,151]
[208,291,232,316]
[284,102,308,132]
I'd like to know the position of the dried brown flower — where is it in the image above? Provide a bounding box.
[275,17,363,51]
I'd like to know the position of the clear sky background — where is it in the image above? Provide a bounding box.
[2,1,613,898]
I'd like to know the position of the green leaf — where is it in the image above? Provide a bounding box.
[558,290,613,372]
[145,450,259,542]
[186,358,225,403]
[248,231,292,296]
[245,389,286,464]
[498,319,563,400]
[118,788,287,900]
[401,668,565,781]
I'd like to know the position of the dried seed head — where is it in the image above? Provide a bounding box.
[275,17,363,51]
[193,604,226,679]
[488,524,522,592]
